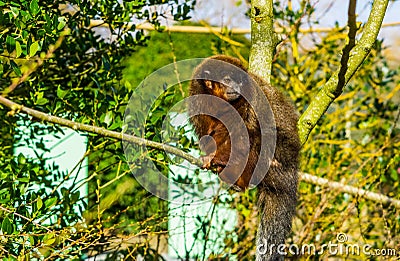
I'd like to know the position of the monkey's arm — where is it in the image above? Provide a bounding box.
[199,123,231,170]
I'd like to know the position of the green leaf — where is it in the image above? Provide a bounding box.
[156,154,164,161]
[15,41,22,58]
[102,56,110,71]
[390,169,398,181]
[30,0,40,16]
[57,17,66,30]
[57,86,68,99]
[2,217,13,234]
[29,236,36,245]
[235,0,243,7]
[10,60,22,77]
[6,36,16,53]
[17,153,26,164]
[29,41,39,57]
[43,233,56,245]
[109,121,121,130]
[36,196,43,210]
[18,177,30,183]
[45,197,58,208]
[104,111,113,126]
[22,30,29,40]
[36,97,49,105]
[10,6,19,17]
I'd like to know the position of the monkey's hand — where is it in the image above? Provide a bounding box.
[200,152,216,169]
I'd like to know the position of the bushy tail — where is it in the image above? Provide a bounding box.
[256,166,298,261]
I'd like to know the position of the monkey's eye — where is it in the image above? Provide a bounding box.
[222,76,232,85]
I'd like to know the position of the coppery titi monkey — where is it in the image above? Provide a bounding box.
[189,55,301,261]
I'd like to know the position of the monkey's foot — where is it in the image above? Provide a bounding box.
[230,184,242,192]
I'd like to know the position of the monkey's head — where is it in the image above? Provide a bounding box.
[190,55,251,102]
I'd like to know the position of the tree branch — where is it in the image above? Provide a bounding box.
[298,0,389,145]
[248,0,280,83]
[1,95,399,208]
[0,95,201,167]
[337,0,357,95]
[89,20,400,35]
[300,173,400,209]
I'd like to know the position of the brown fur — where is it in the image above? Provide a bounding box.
[189,55,301,260]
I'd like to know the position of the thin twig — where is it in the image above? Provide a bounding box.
[0,205,74,243]
[300,173,400,208]
[337,0,358,96]
[88,20,400,35]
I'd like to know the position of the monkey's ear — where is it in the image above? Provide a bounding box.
[204,80,213,90]
[201,70,211,79]
[201,70,213,89]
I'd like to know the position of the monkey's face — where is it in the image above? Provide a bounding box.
[192,56,252,102]
[202,73,243,102]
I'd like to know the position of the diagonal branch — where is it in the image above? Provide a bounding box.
[298,0,389,145]
[0,95,201,167]
[337,0,358,96]
[0,95,399,208]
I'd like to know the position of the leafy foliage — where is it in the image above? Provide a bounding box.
[0,0,196,259]
[0,0,399,260]
[270,3,400,260]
